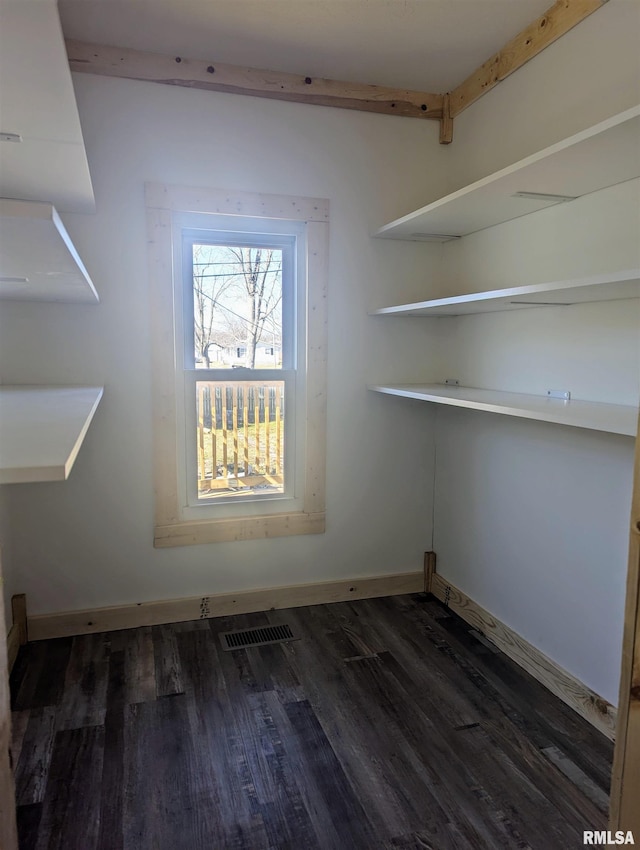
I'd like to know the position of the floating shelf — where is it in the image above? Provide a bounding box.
[0,0,95,212]
[369,384,638,437]
[371,269,640,317]
[0,199,98,303]
[0,386,104,483]
[375,106,640,241]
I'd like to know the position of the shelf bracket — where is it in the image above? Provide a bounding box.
[439,94,453,145]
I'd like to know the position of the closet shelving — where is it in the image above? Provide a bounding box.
[0,386,104,484]
[370,106,640,437]
[369,384,637,438]
[371,269,640,317]
[375,106,640,241]
[0,199,98,303]
[0,205,103,482]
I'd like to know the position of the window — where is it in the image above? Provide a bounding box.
[182,226,295,508]
[146,183,328,546]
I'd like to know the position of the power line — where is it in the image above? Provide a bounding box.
[195,289,282,334]
[192,260,283,267]
[193,270,281,279]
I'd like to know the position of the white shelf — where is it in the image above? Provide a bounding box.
[375,106,640,240]
[369,384,638,437]
[0,386,104,483]
[372,269,640,317]
[0,199,98,303]
[0,0,95,213]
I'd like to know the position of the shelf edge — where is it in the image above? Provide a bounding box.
[370,269,640,317]
[0,386,104,484]
[369,384,639,437]
[374,105,640,239]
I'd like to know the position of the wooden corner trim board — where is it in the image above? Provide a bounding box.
[26,571,423,641]
[65,2,609,144]
[6,625,20,676]
[0,583,18,850]
[449,0,609,119]
[11,594,27,645]
[423,550,437,593]
[609,413,640,833]
[6,594,27,675]
[439,94,453,145]
[424,555,617,740]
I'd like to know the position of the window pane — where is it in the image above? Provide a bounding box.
[192,244,283,369]
[196,381,285,500]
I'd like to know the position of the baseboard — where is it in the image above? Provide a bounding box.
[428,569,617,741]
[27,570,424,641]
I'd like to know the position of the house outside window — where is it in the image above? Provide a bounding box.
[146,183,328,547]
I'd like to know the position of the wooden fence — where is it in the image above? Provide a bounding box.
[196,381,284,495]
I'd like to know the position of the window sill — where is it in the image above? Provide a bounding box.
[154,510,326,547]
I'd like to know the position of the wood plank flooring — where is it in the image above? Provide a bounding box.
[9,594,613,849]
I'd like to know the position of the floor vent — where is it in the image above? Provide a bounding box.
[220,623,298,651]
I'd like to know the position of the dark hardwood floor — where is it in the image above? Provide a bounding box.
[10,594,612,849]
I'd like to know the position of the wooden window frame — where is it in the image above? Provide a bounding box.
[145,183,328,547]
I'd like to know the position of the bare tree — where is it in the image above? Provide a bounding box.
[227,247,282,368]
[192,244,233,368]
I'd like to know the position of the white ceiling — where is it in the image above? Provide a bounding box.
[0,0,597,216]
[58,0,554,93]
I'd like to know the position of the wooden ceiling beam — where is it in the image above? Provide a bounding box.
[65,39,443,122]
[65,1,610,144]
[449,0,609,120]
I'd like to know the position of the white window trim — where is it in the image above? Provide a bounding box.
[145,182,328,547]
[176,217,302,517]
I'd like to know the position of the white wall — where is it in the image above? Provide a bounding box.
[428,0,640,705]
[441,179,640,406]
[0,74,450,615]
[442,0,640,190]
[433,411,634,704]
[432,221,639,703]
